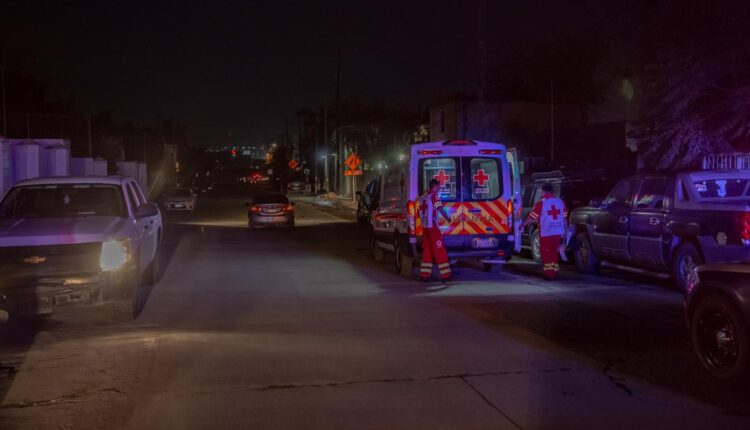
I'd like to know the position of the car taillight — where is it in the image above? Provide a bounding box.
[250,206,262,213]
[284,204,294,212]
[740,212,750,244]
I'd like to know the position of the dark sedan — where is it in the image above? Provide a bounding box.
[686,263,750,381]
[247,192,295,229]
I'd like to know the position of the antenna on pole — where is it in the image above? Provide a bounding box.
[476,0,488,138]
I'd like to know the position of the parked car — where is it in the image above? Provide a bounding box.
[0,176,163,320]
[247,192,295,229]
[521,170,615,261]
[288,181,306,194]
[570,170,750,291]
[161,187,198,211]
[356,178,380,223]
[370,139,522,276]
[686,263,749,381]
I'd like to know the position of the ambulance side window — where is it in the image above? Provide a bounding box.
[419,158,458,201]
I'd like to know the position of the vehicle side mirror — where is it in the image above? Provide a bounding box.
[135,202,159,218]
[589,198,604,209]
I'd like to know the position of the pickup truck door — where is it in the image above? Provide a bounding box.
[628,177,669,266]
[591,178,639,262]
[126,182,156,271]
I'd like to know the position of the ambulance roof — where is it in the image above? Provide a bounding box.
[411,140,507,156]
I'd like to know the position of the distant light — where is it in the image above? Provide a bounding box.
[621,79,634,101]
[398,153,406,161]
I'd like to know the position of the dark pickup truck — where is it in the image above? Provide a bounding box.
[570,170,750,291]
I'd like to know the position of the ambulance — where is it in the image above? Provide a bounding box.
[370,139,522,276]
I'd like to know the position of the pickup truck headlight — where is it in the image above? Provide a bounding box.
[100,239,131,271]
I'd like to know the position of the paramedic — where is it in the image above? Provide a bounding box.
[418,179,453,282]
[521,182,568,280]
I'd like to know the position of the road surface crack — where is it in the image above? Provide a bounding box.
[0,387,126,409]
[249,367,581,392]
[461,377,524,430]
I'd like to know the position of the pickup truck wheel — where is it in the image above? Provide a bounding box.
[370,234,385,262]
[674,243,703,293]
[692,294,750,381]
[111,267,141,321]
[574,233,600,274]
[395,241,414,277]
[530,229,542,263]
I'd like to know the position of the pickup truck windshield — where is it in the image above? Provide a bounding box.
[0,184,126,218]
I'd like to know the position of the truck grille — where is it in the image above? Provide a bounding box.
[0,243,102,289]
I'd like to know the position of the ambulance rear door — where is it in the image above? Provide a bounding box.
[416,156,463,237]
[461,155,511,241]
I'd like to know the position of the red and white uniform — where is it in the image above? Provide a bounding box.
[527,192,568,279]
[419,191,451,280]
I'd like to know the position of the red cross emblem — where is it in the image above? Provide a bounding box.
[547,204,561,220]
[473,169,490,186]
[433,170,451,187]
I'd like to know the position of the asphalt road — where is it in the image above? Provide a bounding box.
[1,196,749,429]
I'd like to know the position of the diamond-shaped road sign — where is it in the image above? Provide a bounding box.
[345,153,362,171]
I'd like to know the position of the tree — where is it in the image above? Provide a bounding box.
[632,1,750,170]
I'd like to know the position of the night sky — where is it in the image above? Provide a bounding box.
[0,1,630,146]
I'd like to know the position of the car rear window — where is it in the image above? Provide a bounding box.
[255,193,289,204]
[692,178,749,199]
[169,189,193,198]
[0,184,126,218]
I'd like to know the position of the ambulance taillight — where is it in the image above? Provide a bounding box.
[407,201,417,235]
[418,150,442,156]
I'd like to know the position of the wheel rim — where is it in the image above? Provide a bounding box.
[577,239,589,265]
[698,311,739,370]
[679,254,697,285]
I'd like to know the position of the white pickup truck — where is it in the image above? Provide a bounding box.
[0,176,163,320]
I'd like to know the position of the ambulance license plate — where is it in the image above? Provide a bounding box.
[473,238,495,249]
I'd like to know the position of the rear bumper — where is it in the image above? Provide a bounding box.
[250,213,294,225]
[164,202,194,210]
[0,271,125,315]
[404,234,513,259]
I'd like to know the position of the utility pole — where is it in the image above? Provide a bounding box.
[87,115,93,157]
[314,113,319,192]
[550,79,555,164]
[476,0,488,138]
[335,46,342,194]
[1,66,7,137]
[323,107,329,191]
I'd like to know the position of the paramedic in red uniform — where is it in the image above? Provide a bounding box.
[418,179,453,282]
[522,183,568,280]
